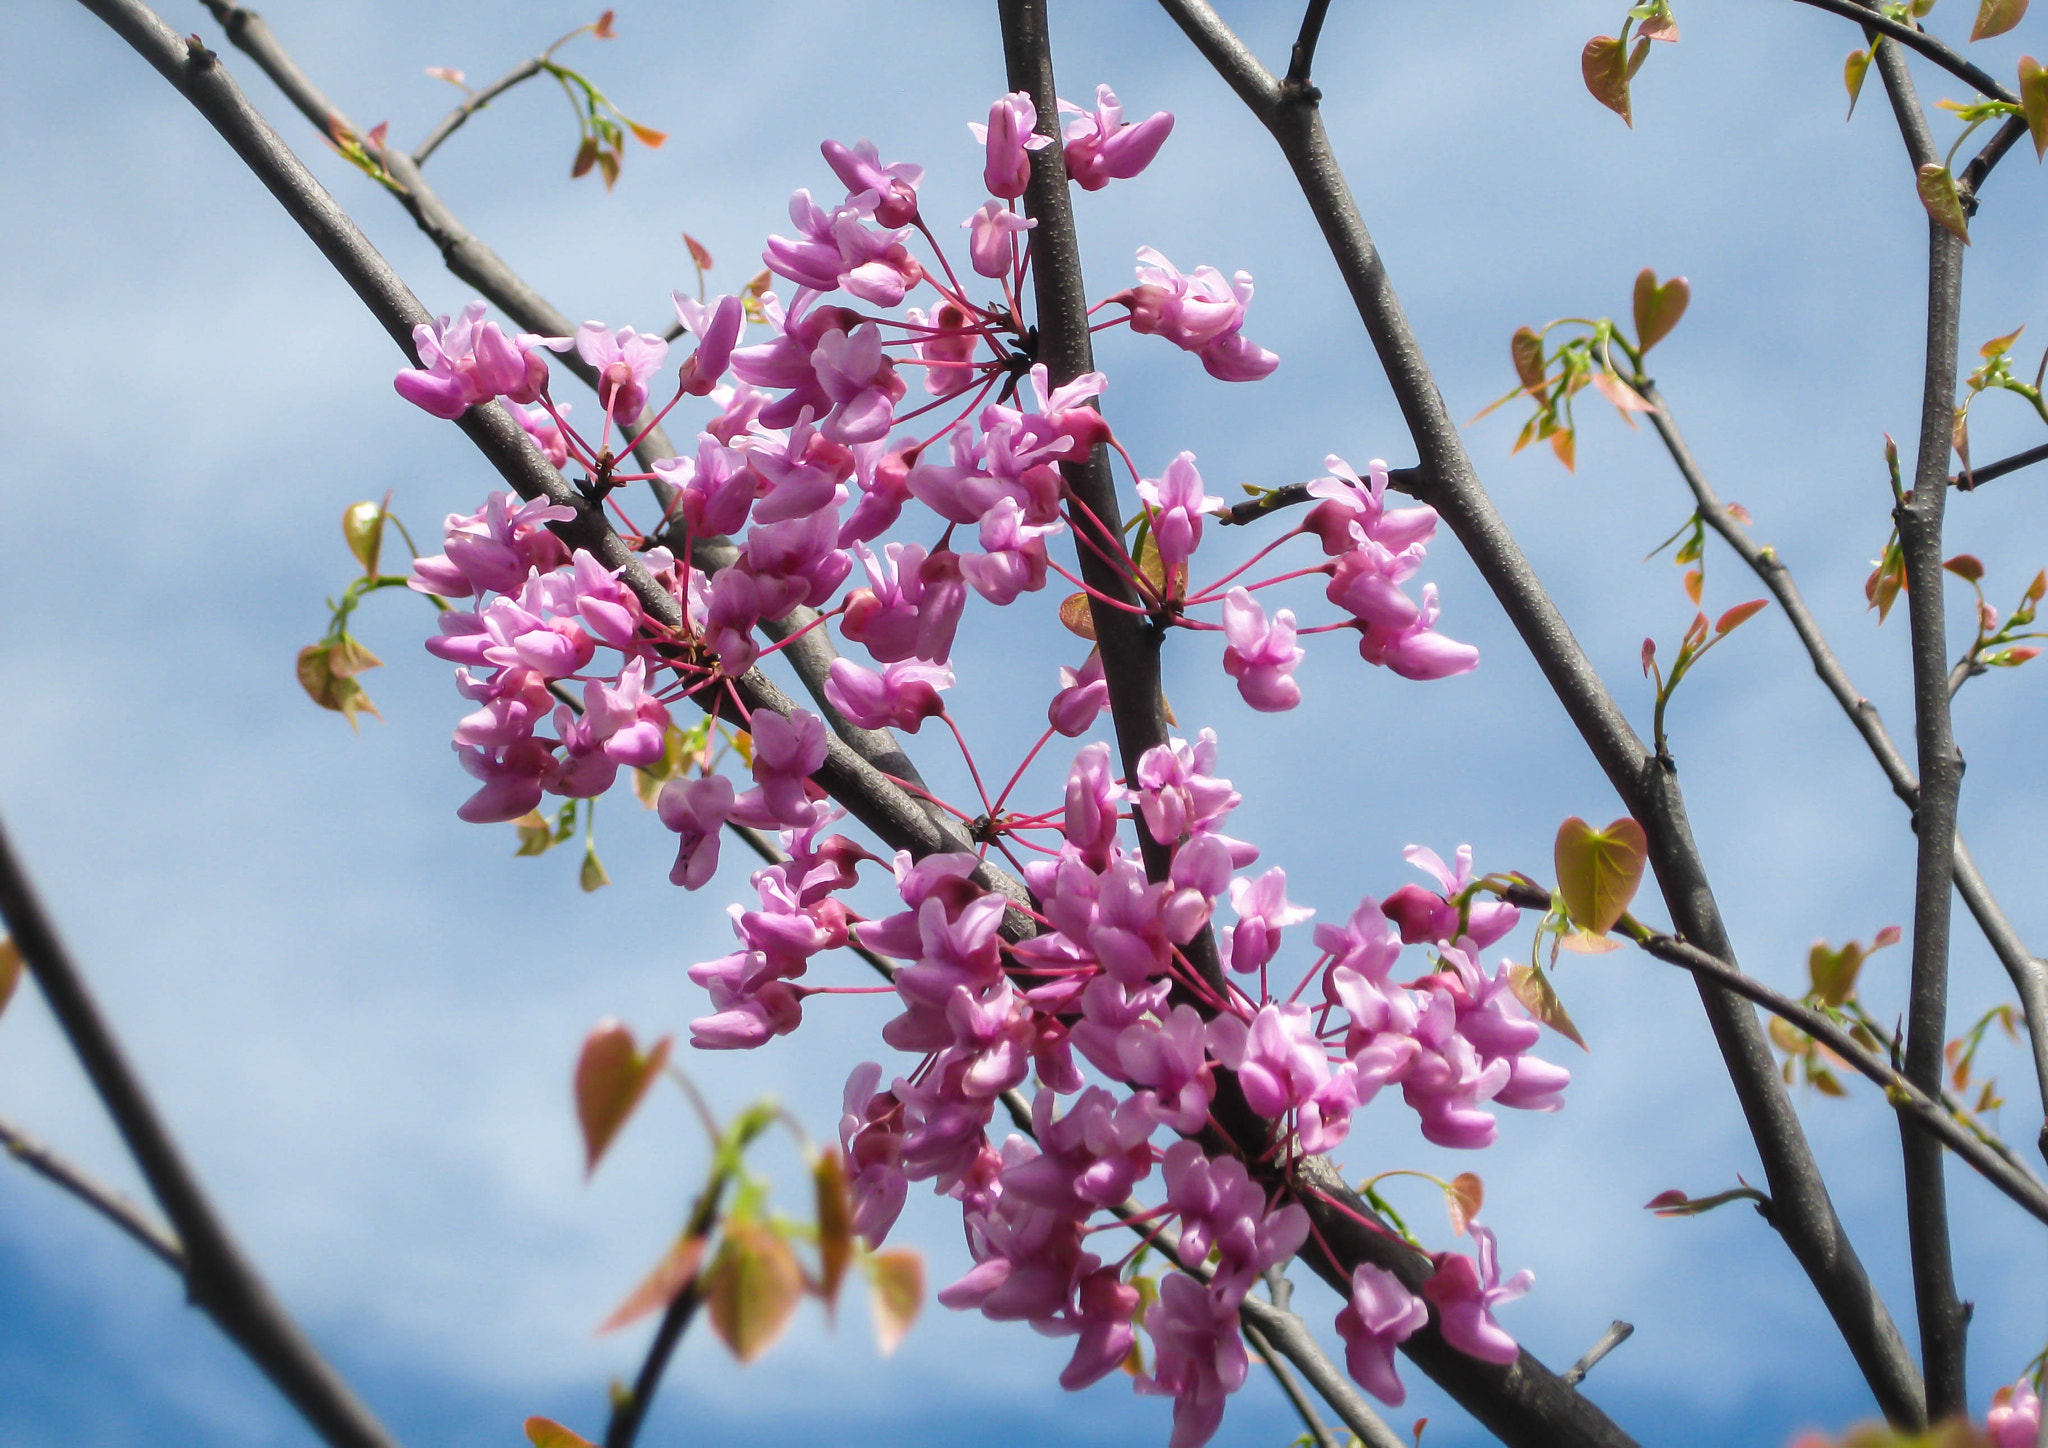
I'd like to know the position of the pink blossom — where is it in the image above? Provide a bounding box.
[824,657,952,733]
[1206,1003,1330,1123]
[1424,1224,1531,1366]
[1059,85,1174,191]
[1003,1086,1155,1211]
[394,301,541,419]
[657,774,734,890]
[960,496,1061,605]
[1222,866,1314,974]
[1062,742,1123,871]
[748,708,829,828]
[820,138,923,227]
[838,1063,908,1246]
[969,91,1052,199]
[912,302,982,400]
[1358,582,1479,681]
[1988,1376,2042,1448]
[1115,1002,1216,1134]
[841,542,963,664]
[1304,456,1438,556]
[1219,588,1304,712]
[410,491,573,599]
[811,323,906,445]
[1115,249,1278,381]
[1049,651,1110,736]
[1335,1263,1429,1405]
[1133,731,1244,850]
[1136,452,1222,573]
[1387,844,1519,948]
[652,435,756,539]
[963,200,1035,279]
[1134,1272,1247,1448]
[451,738,553,823]
[1054,1267,1141,1391]
[581,656,669,765]
[575,321,669,423]
[1314,896,1404,985]
[671,292,744,397]
[513,401,570,469]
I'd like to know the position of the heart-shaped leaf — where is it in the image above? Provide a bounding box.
[1844,48,1872,117]
[1916,164,1972,245]
[574,1021,673,1176]
[2020,57,2048,160]
[1511,326,1549,399]
[525,1419,596,1448]
[1582,35,1634,126]
[1943,553,1986,583]
[597,1233,708,1333]
[1058,592,1098,640]
[707,1218,805,1363]
[341,499,386,576]
[1508,962,1589,1049]
[1446,1173,1484,1236]
[1553,816,1649,937]
[1807,940,1868,1008]
[1632,269,1691,353]
[867,1249,924,1357]
[1972,0,2028,41]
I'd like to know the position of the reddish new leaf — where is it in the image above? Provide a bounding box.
[813,1149,854,1315]
[867,1249,924,1357]
[1508,963,1590,1049]
[1447,1173,1484,1236]
[1059,592,1098,639]
[2021,57,2048,160]
[684,233,715,272]
[1632,269,1691,352]
[1511,326,1548,398]
[1645,1183,1769,1217]
[526,1419,596,1448]
[706,1219,805,1363]
[1916,164,1971,245]
[1553,816,1648,937]
[1582,35,1634,126]
[574,1021,673,1176]
[1943,553,1986,582]
[1714,599,1769,634]
[596,1233,708,1333]
[627,121,668,149]
[1972,0,2028,41]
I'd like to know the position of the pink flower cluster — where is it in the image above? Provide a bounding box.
[393,87,1525,1447]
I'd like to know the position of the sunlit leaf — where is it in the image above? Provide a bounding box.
[1768,1015,1809,1056]
[2021,56,2048,160]
[1943,553,1986,582]
[513,810,558,857]
[866,1249,924,1357]
[424,66,467,88]
[1972,0,2028,40]
[593,9,617,38]
[580,843,611,893]
[1633,270,1691,354]
[1582,35,1634,125]
[1683,568,1704,606]
[1916,164,1971,245]
[1550,426,1577,471]
[1807,939,1868,1007]
[0,937,22,1022]
[1059,592,1098,640]
[342,499,385,576]
[570,135,599,179]
[1553,816,1648,937]
[707,1219,805,1362]
[627,121,668,149]
[1714,599,1769,634]
[684,233,715,272]
[1507,963,1589,1049]
[296,642,382,729]
[597,1233,708,1333]
[1446,1173,1484,1236]
[813,1149,854,1315]
[525,1418,596,1448]
[574,1021,673,1176]
[1590,369,1654,422]
[1845,48,1872,118]
[1511,326,1548,398]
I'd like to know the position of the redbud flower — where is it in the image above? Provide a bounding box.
[1219,588,1304,712]
[1115,250,1278,381]
[1055,1267,1141,1391]
[1059,85,1174,190]
[1222,866,1314,974]
[810,322,905,444]
[1335,1263,1429,1405]
[1136,452,1222,573]
[1424,1224,1531,1366]
[960,495,1061,605]
[1049,651,1110,736]
[839,1063,909,1246]
[969,91,1052,199]
[513,402,570,469]
[575,320,668,423]
[1358,583,1479,681]
[671,292,744,396]
[1134,1272,1247,1448]
[824,657,953,733]
[394,301,537,418]
[748,707,829,828]
[821,138,924,227]
[1989,1376,2042,1448]
[658,774,735,890]
[451,738,554,824]
[963,200,1036,279]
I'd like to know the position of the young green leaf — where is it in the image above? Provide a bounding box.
[1582,35,1634,126]
[525,1418,597,1448]
[2020,56,2048,159]
[1807,940,1868,1008]
[596,1233,708,1333]
[1845,48,1872,118]
[1632,269,1691,352]
[574,1021,673,1176]
[1507,963,1590,1049]
[341,499,386,576]
[512,810,557,857]
[1553,816,1649,937]
[866,1249,924,1357]
[579,842,611,893]
[1916,163,1972,245]
[707,1218,805,1362]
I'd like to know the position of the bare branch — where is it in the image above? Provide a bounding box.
[601,1170,727,1448]
[1286,0,1335,89]
[1955,439,2048,489]
[1154,0,1927,1424]
[1242,1320,1343,1448]
[0,1113,184,1273]
[1787,0,2016,105]
[0,804,397,1448]
[412,57,544,165]
[1561,1322,1634,1388]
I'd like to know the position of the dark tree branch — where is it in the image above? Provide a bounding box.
[1955,438,2048,489]
[1789,0,2017,105]
[1619,917,2048,1227]
[412,57,544,165]
[1628,377,2048,1159]
[0,808,398,1447]
[1957,115,2028,202]
[601,1172,726,1448]
[1242,1320,1342,1448]
[1154,0,1928,1425]
[1286,0,1334,89]
[1561,1322,1634,1388]
[0,1113,184,1272]
[1219,465,1428,527]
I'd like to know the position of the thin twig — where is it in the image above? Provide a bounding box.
[0,804,397,1448]
[1154,0,1926,1426]
[1787,0,2016,105]
[412,57,544,165]
[1561,1322,1634,1388]
[601,1170,728,1448]
[1619,916,2048,1228]
[1285,0,1334,88]
[1954,439,2048,490]
[1243,1320,1342,1448]
[0,1113,184,1272]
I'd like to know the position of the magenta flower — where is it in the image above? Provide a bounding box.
[811,322,906,445]
[960,496,1060,605]
[1205,1003,1329,1122]
[658,774,735,890]
[1424,1224,1532,1366]
[575,320,668,423]
[1049,651,1110,736]
[1059,85,1174,191]
[1222,865,1314,974]
[824,657,952,733]
[451,738,553,824]
[410,491,573,599]
[1055,1267,1141,1391]
[1115,1002,1215,1134]
[513,401,570,469]
[671,292,744,397]
[1136,452,1222,574]
[1134,1272,1247,1448]
[1219,588,1305,713]
[394,301,540,419]
[1385,843,1519,948]
[838,1063,909,1246]
[1002,1086,1155,1211]
[1115,250,1278,381]
[963,200,1035,279]
[1989,1376,2042,1448]
[820,137,923,227]
[1358,582,1479,681]
[652,435,756,539]
[748,708,829,828]
[969,91,1052,199]
[1335,1263,1429,1405]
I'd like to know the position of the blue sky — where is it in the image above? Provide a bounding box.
[3,1,2047,1444]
